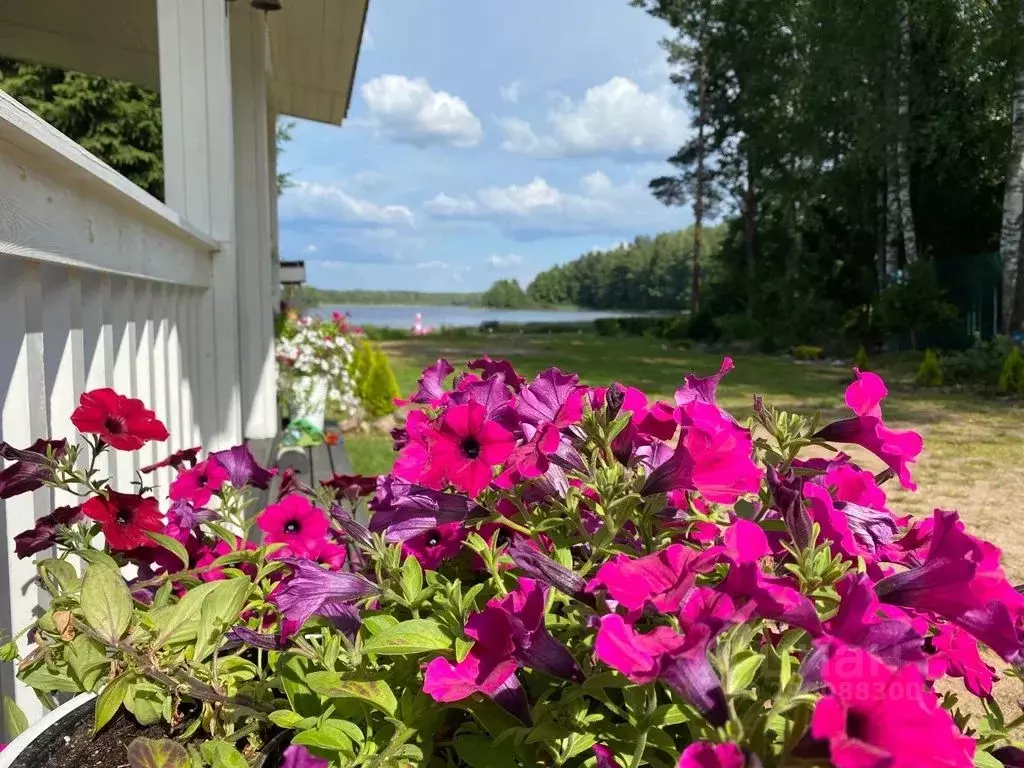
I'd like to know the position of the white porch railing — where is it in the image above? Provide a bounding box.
[0,91,219,721]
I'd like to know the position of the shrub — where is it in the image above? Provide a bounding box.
[941,336,1015,387]
[359,343,400,418]
[791,344,825,361]
[686,308,721,342]
[915,349,943,387]
[854,344,870,370]
[8,369,1020,768]
[594,317,619,336]
[998,345,1024,395]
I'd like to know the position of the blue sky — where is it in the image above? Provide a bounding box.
[277,0,694,293]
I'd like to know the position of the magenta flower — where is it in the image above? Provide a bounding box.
[875,509,1024,661]
[506,422,562,478]
[674,357,735,420]
[369,476,482,541]
[273,559,379,630]
[468,356,526,391]
[257,494,329,559]
[586,543,717,614]
[643,401,761,505]
[140,445,201,474]
[594,613,727,726]
[810,645,975,768]
[593,745,617,768]
[816,369,923,490]
[392,410,434,486]
[822,460,888,510]
[210,443,275,489]
[718,520,822,635]
[401,523,466,569]
[517,368,584,428]
[0,438,68,499]
[507,539,591,604]
[280,745,329,768]
[931,624,996,698]
[169,458,229,507]
[677,742,746,768]
[424,578,578,706]
[407,358,454,406]
[423,401,516,495]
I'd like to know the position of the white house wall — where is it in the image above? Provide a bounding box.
[0,91,217,722]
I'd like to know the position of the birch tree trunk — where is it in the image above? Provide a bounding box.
[744,166,757,319]
[896,0,918,265]
[692,44,708,315]
[1000,0,1024,332]
[886,144,901,280]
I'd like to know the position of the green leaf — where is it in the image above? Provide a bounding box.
[291,721,353,753]
[126,738,189,768]
[152,580,174,610]
[362,614,399,635]
[67,635,109,691]
[19,664,86,694]
[305,671,397,715]
[268,710,312,729]
[37,558,80,594]
[455,734,519,768]
[361,618,450,656]
[145,532,190,570]
[400,554,423,602]
[3,696,29,739]
[975,752,1004,768]
[199,741,248,768]
[727,653,765,694]
[81,563,133,644]
[124,681,166,726]
[455,636,474,662]
[79,550,120,570]
[94,673,130,734]
[193,578,251,661]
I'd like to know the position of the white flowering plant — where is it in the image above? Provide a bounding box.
[276,313,361,424]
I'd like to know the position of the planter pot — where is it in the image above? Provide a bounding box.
[0,694,95,768]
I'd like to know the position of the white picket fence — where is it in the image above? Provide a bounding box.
[0,91,223,720]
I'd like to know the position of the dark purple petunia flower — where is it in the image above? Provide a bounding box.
[13,505,83,558]
[140,446,201,474]
[369,476,483,542]
[280,745,330,768]
[0,439,68,499]
[994,747,1024,767]
[507,539,593,605]
[767,467,811,550]
[409,359,454,406]
[273,559,379,630]
[230,626,288,650]
[468,356,526,392]
[837,501,899,555]
[167,498,220,531]
[329,504,373,549]
[517,368,584,429]
[210,443,275,490]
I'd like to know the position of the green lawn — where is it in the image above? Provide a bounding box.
[351,332,1024,581]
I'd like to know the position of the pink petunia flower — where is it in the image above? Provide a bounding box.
[423,401,516,496]
[875,509,1024,662]
[811,645,975,768]
[677,742,746,768]
[586,543,718,615]
[402,523,466,569]
[593,613,727,726]
[816,369,923,490]
[169,458,229,507]
[643,400,762,505]
[257,494,329,559]
[517,368,585,429]
[931,624,996,698]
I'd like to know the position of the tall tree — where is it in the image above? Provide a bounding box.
[895,0,919,265]
[1001,0,1024,331]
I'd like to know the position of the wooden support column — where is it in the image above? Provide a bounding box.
[230,4,277,440]
[156,0,243,451]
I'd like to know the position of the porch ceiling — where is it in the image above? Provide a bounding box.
[0,0,369,125]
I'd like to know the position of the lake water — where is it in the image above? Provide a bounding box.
[310,304,639,330]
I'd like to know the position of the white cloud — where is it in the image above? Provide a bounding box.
[351,170,387,190]
[487,253,524,268]
[499,76,690,159]
[281,181,414,227]
[415,260,449,270]
[361,75,483,148]
[423,192,480,216]
[500,80,522,103]
[304,244,319,253]
[362,30,375,51]
[423,172,680,239]
[414,260,471,282]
